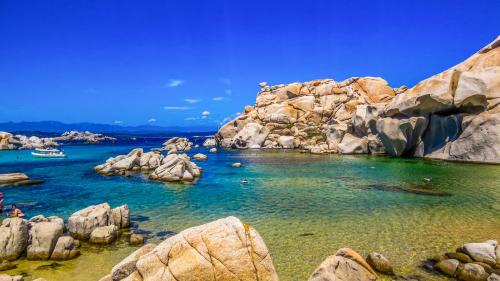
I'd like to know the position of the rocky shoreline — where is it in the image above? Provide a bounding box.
[216,36,500,164]
[0,130,116,150]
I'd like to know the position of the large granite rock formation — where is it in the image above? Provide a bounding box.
[149,154,201,182]
[159,137,193,152]
[0,218,29,261]
[216,36,500,163]
[308,248,378,281]
[0,132,59,150]
[100,216,279,281]
[94,149,164,175]
[53,130,116,143]
[27,215,65,260]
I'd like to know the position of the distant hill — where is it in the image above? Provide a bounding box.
[0,121,216,134]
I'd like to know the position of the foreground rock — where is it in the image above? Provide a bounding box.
[53,130,116,143]
[308,248,377,281]
[68,203,129,241]
[429,240,500,281]
[0,173,43,187]
[0,275,23,281]
[216,36,500,163]
[101,216,279,281]
[50,236,80,260]
[94,148,164,176]
[27,215,64,260]
[149,154,201,182]
[0,218,29,261]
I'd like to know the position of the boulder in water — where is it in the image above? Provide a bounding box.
[27,216,64,260]
[67,203,114,240]
[366,252,394,274]
[89,225,118,245]
[149,154,201,182]
[50,236,80,260]
[309,248,377,281]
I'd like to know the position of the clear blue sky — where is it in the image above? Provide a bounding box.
[0,0,498,129]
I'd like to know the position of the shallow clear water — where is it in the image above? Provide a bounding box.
[0,140,499,281]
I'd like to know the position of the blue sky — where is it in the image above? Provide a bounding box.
[0,0,498,129]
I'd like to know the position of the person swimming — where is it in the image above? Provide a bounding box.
[8,204,24,218]
[240,179,249,184]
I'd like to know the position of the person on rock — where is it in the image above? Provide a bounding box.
[8,204,24,218]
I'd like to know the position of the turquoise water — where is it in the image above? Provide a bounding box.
[0,140,499,281]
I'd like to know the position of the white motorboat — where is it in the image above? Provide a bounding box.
[31,148,66,158]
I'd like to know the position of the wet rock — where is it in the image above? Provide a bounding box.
[89,225,118,245]
[27,216,64,260]
[50,236,80,260]
[112,205,130,229]
[133,216,279,281]
[111,243,156,281]
[435,259,460,277]
[232,162,242,168]
[0,218,29,261]
[193,153,207,160]
[447,252,474,263]
[457,263,489,281]
[0,261,16,271]
[366,252,393,274]
[309,248,377,281]
[460,241,497,266]
[129,234,144,246]
[67,203,114,240]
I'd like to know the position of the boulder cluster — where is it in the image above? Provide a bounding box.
[0,132,59,150]
[53,130,116,144]
[429,240,500,281]
[0,203,129,266]
[94,148,201,182]
[154,137,193,153]
[216,36,500,163]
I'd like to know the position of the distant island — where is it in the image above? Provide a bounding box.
[0,121,216,134]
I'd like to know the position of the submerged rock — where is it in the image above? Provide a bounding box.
[129,234,144,246]
[435,259,460,277]
[366,252,394,274]
[309,248,377,281]
[102,216,279,281]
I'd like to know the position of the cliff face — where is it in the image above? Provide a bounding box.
[216,36,500,163]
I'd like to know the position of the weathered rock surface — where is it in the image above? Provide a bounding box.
[0,218,29,261]
[94,149,164,175]
[216,36,500,163]
[27,215,64,260]
[308,248,377,281]
[89,225,118,244]
[103,216,279,281]
[460,241,497,266]
[67,203,114,240]
[161,137,192,152]
[111,243,156,281]
[53,130,116,143]
[457,263,489,281]
[112,205,130,229]
[0,275,23,281]
[149,154,201,182]
[50,236,80,260]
